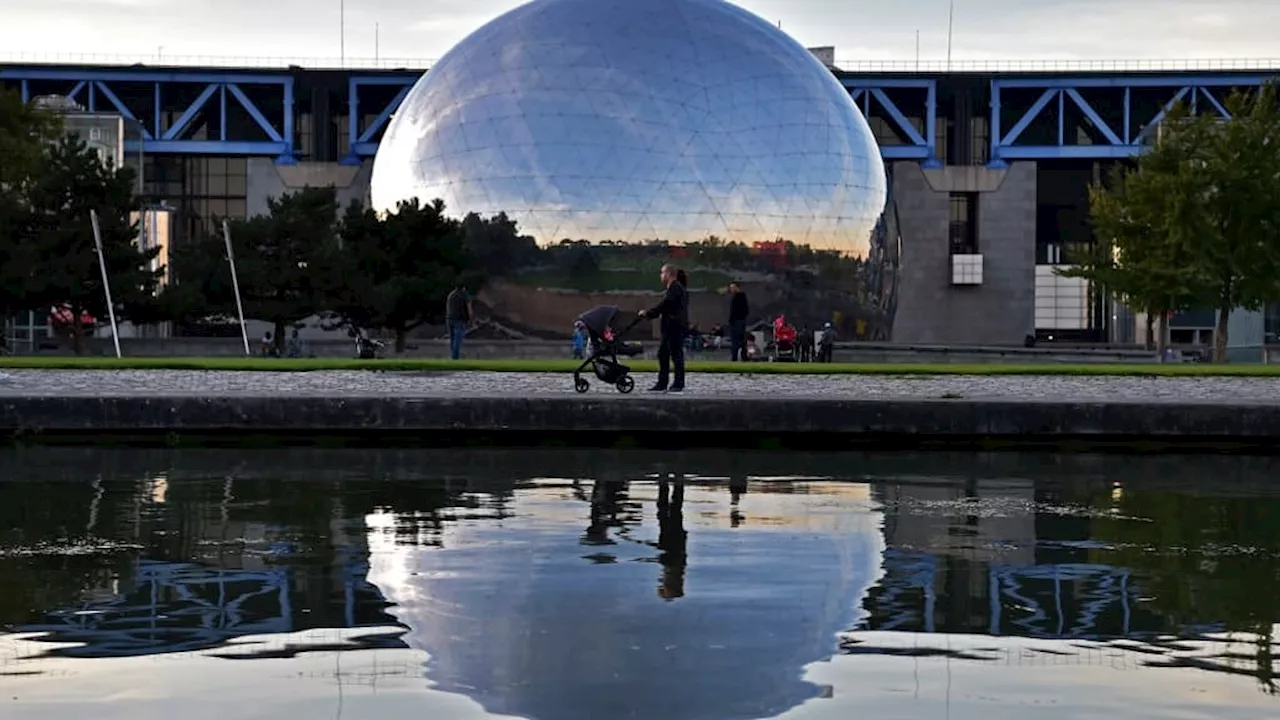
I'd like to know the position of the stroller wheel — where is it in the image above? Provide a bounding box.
[574,377,590,393]
[615,375,635,394]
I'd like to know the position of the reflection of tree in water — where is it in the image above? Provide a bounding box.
[1095,485,1280,695]
[859,480,1280,695]
[0,474,477,659]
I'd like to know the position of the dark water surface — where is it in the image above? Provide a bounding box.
[1,449,1278,720]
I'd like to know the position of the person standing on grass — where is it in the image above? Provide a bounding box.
[445,281,471,360]
[638,263,689,393]
[727,281,749,362]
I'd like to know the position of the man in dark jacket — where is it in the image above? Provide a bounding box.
[638,263,688,392]
[445,282,471,360]
[727,282,749,362]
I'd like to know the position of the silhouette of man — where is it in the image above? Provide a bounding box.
[583,480,625,545]
[727,282,749,362]
[729,474,748,528]
[656,474,687,599]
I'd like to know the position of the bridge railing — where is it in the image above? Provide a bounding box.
[2,52,1279,73]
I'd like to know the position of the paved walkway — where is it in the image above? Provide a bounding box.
[1,369,1279,402]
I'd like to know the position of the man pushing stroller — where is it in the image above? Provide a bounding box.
[637,263,689,393]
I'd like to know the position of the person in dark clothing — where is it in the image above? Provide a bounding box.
[638,263,688,392]
[727,282,749,362]
[445,282,471,360]
[655,473,687,600]
[798,325,814,362]
[729,474,747,528]
[818,322,837,362]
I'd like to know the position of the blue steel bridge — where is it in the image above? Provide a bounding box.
[2,60,1277,169]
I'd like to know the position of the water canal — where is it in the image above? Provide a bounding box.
[1,448,1277,720]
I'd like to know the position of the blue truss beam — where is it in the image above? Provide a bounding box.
[989,73,1278,166]
[841,77,939,166]
[343,74,419,165]
[339,74,937,165]
[0,67,297,164]
[226,83,284,143]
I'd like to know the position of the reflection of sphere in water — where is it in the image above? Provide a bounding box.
[371,0,888,254]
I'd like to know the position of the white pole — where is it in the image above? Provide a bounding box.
[946,0,955,71]
[89,209,122,358]
[222,220,252,356]
[916,30,920,70]
[340,0,346,68]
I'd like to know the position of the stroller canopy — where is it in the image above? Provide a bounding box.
[578,305,622,335]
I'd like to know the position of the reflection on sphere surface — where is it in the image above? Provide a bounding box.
[372,0,900,341]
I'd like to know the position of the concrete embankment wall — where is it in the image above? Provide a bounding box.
[3,395,1278,448]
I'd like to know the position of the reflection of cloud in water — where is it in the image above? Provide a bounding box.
[778,630,1280,719]
[366,482,885,720]
[1,628,522,720]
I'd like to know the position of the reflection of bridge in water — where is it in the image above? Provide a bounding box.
[15,554,403,659]
[868,549,1149,637]
[864,479,1176,639]
[855,479,1277,695]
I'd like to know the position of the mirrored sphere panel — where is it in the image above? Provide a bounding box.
[372,0,900,341]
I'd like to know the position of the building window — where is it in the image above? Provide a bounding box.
[141,156,249,251]
[935,114,950,166]
[949,192,978,254]
[1266,302,1280,344]
[968,115,990,165]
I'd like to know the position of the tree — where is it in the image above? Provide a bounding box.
[21,135,163,354]
[1186,83,1280,361]
[320,197,474,352]
[1068,84,1280,361]
[0,88,61,192]
[0,90,62,324]
[460,211,539,277]
[169,187,338,347]
[1061,155,1202,354]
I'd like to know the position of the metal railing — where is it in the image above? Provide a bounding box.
[2,52,1280,74]
[833,58,1280,72]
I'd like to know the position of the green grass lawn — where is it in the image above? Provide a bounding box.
[3,356,1280,376]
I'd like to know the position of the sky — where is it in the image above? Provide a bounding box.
[1,0,1279,68]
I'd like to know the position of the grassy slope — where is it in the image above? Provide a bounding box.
[2,356,1279,376]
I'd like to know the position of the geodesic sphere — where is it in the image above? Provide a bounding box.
[372,0,887,247]
[371,0,900,340]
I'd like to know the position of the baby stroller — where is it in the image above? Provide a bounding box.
[771,314,798,362]
[573,305,644,393]
[349,326,384,360]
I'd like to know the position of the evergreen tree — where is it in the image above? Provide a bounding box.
[22,135,162,354]
[0,90,62,324]
[168,187,338,348]
[321,198,474,352]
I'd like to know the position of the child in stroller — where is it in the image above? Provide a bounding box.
[573,305,644,393]
[771,314,798,362]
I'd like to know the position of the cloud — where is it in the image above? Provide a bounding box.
[0,0,1277,63]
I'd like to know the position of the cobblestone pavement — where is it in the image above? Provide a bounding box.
[0,369,1279,402]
